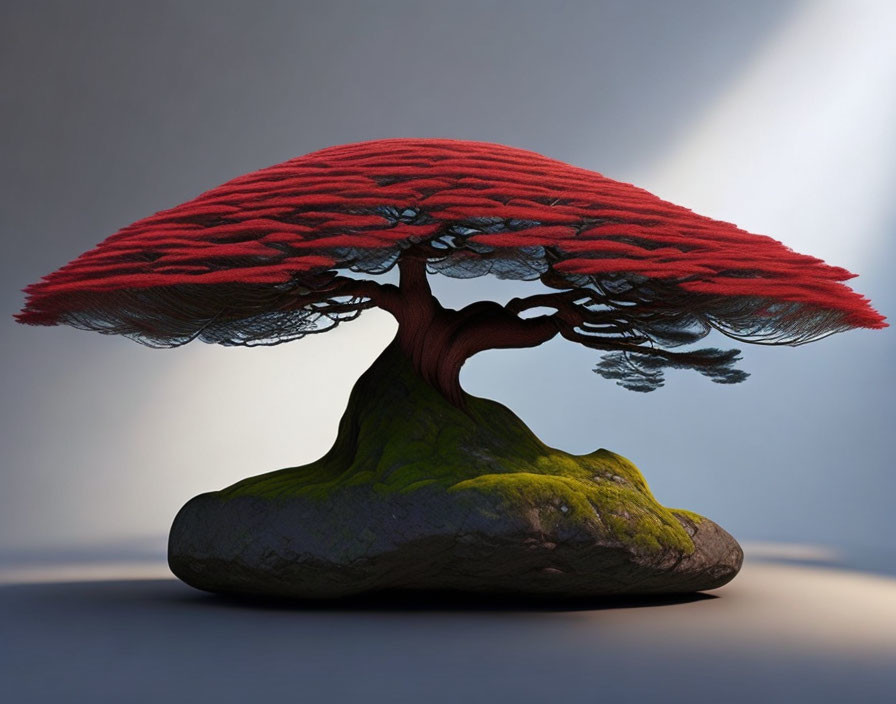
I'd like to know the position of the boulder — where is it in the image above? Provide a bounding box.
[168,342,742,599]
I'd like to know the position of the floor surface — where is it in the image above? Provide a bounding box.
[2,560,894,703]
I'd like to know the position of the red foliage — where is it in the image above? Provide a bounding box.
[16,138,885,334]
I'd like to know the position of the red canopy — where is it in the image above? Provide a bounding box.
[17,138,885,343]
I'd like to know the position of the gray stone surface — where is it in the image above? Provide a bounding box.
[169,483,743,599]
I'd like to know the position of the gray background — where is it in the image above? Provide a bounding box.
[1,0,894,567]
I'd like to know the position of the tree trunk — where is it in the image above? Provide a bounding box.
[392,255,465,405]
[391,256,558,408]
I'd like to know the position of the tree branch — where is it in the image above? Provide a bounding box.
[505,287,606,314]
[449,301,560,359]
[280,275,403,319]
[557,324,738,370]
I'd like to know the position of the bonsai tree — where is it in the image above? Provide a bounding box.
[17,139,886,599]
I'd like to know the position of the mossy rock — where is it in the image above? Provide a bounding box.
[169,341,743,599]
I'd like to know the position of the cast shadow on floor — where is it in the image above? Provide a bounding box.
[0,577,716,613]
[186,585,717,613]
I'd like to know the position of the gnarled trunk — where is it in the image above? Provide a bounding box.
[391,256,558,407]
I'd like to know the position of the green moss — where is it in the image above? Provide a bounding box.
[447,472,693,554]
[219,341,699,555]
[669,508,706,525]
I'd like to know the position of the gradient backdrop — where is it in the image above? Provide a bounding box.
[2,0,894,570]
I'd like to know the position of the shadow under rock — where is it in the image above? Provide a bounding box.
[0,576,715,612]
[185,586,717,612]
